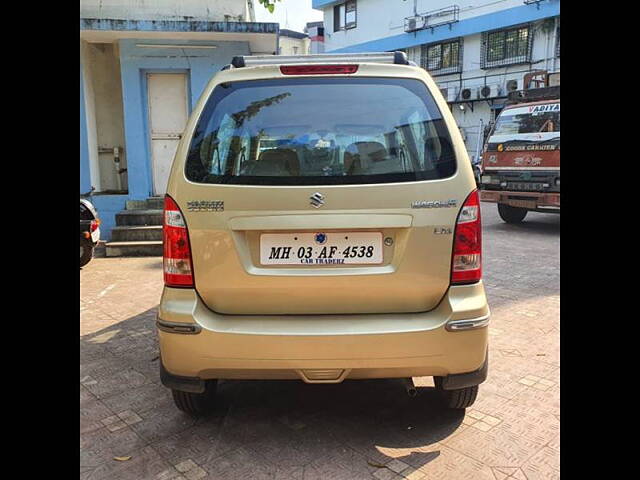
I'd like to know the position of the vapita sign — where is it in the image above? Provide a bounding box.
[528,103,560,114]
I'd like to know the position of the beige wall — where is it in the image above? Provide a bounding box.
[279,36,310,56]
[85,42,128,192]
[81,40,101,191]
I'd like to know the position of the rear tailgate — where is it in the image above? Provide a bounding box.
[168,64,476,315]
[181,181,467,314]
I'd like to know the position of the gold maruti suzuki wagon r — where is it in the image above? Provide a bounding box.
[157,52,489,415]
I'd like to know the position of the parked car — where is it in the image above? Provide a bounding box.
[80,198,100,267]
[157,52,489,415]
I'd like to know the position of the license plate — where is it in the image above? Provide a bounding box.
[260,232,383,265]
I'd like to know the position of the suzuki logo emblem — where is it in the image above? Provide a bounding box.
[310,192,325,208]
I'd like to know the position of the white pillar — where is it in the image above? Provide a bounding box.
[80,40,101,191]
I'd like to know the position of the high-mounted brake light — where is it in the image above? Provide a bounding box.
[451,190,482,284]
[163,196,194,287]
[280,65,358,75]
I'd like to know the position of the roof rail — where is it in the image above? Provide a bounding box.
[230,51,409,68]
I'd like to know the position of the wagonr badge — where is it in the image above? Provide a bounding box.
[411,199,457,209]
[310,192,325,208]
[186,200,224,212]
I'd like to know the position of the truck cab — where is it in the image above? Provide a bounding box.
[480,86,560,223]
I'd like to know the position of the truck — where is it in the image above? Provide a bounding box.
[480,74,559,223]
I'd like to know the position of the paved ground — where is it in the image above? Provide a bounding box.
[80,204,559,480]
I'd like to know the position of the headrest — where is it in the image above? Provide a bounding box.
[252,148,300,176]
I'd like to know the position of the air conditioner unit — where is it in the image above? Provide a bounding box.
[405,15,426,33]
[478,84,502,99]
[460,87,477,101]
[447,86,459,102]
[505,79,520,92]
[439,86,459,102]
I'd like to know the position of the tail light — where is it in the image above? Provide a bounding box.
[163,195,194,287]
[451,190,482,284]
[89,218,100,232]
[280,65,358,75]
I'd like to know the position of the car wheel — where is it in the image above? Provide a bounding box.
[497,203,528,223]
[437,384,478,409]
[80,238,94,267]
[171,380,217,415]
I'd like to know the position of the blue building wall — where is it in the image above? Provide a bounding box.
[91,195,129,239]
[80,37,252,240]
[118,39,251,202]
[328,1,560,53]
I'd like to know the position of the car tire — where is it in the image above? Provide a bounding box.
[497,203,528,223]
[171,380,217,415]
[437,385,478,409]
[80,238,94,267]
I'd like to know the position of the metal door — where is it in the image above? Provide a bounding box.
[147,73,188,195]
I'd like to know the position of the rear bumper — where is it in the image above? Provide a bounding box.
[160,352,489,393]
[156,282,489,383]
[481,190,560,209]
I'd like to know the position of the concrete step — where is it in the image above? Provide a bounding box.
[146,196,164,210]
[111,225,163,242]
[125,199,147,210]
[115,209,163,226]
[126,197,164,211]
[105,241,163,257]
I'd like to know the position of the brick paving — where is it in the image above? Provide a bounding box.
[80,204,559,480]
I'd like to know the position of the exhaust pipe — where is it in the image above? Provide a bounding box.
[403,378,417,397]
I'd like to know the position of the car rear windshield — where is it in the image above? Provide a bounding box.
[185,77,456,185]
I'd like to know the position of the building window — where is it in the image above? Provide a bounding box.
[333,1,356,32]
[345,1,357,29]
[421,38,463,76]
[333,5,342,32]
[555,20,560,57]
[481,24,532,68]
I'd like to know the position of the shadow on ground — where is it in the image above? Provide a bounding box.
[142,260,163,270]
[482,210,560,236]
[81,307,463,474]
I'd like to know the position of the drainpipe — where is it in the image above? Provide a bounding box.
[551,17,558,72]
[544,23,550,73]
[475,119,484,164]
[247,0,256,22]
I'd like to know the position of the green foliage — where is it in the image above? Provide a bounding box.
[257,0,282,14]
